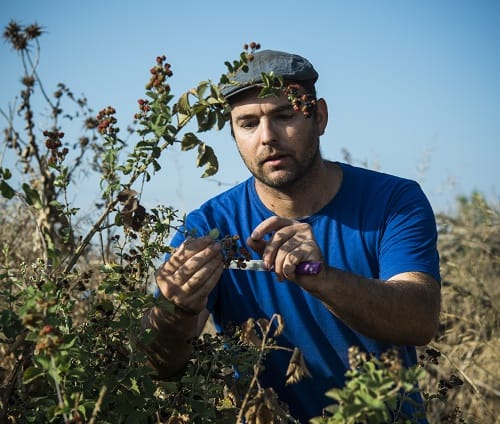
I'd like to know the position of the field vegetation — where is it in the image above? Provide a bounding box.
[0,22,498,423]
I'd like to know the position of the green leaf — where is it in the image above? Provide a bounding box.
[130,377,140,394]
[357,390,386,410]
[196,144,219,177]
[181,132,201,151]
[196,81,209,98]
[152,159,161,172]
[196,109,217,132]
[0,167,12,179]
[207,228,220,239]
[23,366,45,384]
[22,183,42,209]
[176,92,190,115]
[0,180,15,199]
[216,109,228,130]
[48,200,64,209]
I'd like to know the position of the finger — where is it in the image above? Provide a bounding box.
[245,236,266,256]
[155,239,221,294]
[158,252,224,314]
[264,230,296,271]
[161,237,218,280]
[250,216,296,242]
[175,242,222,282]
[271,236,297,269]
[281,248,305,280]
[180,255,223,295]
[249,216,297,266]
[168,236,215,269]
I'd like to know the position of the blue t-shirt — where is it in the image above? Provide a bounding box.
[168,162,440,422]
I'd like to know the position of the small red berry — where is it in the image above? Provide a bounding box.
[40,324,53,335]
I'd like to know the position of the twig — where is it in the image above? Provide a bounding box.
[61,198,119,274]
[429,343,496,418]
[50,355,69,423]
[88,385,107,424]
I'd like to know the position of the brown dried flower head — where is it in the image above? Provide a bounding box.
[285,347,312,385]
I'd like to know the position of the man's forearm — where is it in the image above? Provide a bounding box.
[141,305,201,378]
[307,267,441,346]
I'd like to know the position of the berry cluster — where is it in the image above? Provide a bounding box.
[438,374,464,398]
[284,83,317,118]
[134,98,151,120]
[220,234,251,269]
[145,55,173,94]
[43,129,68,165]
[418,347,441,366]
[96,106,119,135]
[35,324,63,355]
[242,41,261,61]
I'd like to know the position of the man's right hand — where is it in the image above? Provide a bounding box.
[155,236,224,315]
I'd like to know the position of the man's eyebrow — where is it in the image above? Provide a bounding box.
[234,104,293,122]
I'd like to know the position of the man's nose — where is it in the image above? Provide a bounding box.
[259,118,278,145]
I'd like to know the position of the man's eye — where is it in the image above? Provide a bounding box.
[240,120,258,129]
[277,113,294,121]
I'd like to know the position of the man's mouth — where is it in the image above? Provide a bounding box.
[262,154,289,167]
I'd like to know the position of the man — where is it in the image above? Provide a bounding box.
[143,50,441,422]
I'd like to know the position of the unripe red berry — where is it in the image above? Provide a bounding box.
[40,324,53,335]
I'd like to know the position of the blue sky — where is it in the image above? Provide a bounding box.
[1,0,499,216]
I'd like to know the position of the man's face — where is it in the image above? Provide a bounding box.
[230,90,327,190]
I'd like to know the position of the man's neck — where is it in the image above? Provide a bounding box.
[255,160,342,219]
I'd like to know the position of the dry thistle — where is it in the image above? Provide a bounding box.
[285,347,312,385]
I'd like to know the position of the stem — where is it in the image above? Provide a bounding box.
[50,355,69,423]
[61,198,119,274]
[236,325,270,422]
[88,385,107,424]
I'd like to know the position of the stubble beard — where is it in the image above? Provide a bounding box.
[241,140,322,191]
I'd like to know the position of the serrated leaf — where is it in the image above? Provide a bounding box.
[196,81,209,98]
[176,92,191,115]
[196,110,217,132]
[196,144,218,177]
[216,109,228,130]
[181,132,201,151]
[177,112,191,129]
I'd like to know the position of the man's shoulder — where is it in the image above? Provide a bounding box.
[338,162,422,200]
[339,162,416,186]
[333,162,433,220]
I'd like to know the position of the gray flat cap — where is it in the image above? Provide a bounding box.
[220,49,318,99]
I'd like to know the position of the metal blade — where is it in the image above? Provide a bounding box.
[227,260,322,275]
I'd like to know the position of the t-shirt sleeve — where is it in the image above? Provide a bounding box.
[378,181,441,283]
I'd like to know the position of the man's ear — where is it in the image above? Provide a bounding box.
[315,98,328,136]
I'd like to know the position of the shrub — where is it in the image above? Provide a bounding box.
[2,21,498,424]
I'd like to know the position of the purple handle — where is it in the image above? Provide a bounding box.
[295,262,322,275]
